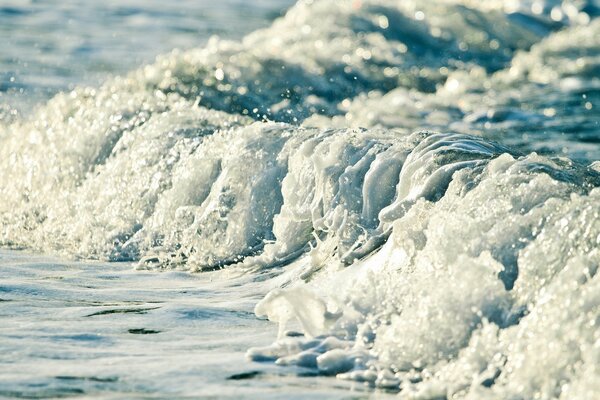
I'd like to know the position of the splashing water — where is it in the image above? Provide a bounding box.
[1,0,599,398]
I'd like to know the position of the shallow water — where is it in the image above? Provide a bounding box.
[1,0,600,399]
[0,250,375,399]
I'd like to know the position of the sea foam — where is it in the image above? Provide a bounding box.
[1,0,599,398]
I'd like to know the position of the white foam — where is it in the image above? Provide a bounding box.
[1,0,599,398]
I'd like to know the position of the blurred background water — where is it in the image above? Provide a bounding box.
[0,0,295,113]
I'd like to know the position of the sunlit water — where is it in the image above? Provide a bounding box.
[1,0,599,399]
[0,250,363,398]
[0,0,294,113]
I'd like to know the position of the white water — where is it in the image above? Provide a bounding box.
[1,0,599,398]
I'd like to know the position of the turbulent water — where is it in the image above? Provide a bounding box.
[1,0,600,398]
[0,0,295,113]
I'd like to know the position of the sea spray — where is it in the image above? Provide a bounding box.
[1,0,599,398]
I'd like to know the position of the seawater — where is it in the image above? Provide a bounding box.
[0,250,359,398]
[0,0,295,114]
[1,0,599,398]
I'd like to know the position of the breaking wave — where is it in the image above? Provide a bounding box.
[1,0,599,398]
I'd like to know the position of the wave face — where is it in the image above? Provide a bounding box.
[1,0,599,398]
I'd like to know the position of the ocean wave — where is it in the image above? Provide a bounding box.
[1,0,599,398]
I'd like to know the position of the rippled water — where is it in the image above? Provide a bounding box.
[0,250,362,398]
[1,0,599,398]
[0,0,294,113]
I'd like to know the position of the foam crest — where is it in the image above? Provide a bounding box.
[251,152,600,398]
